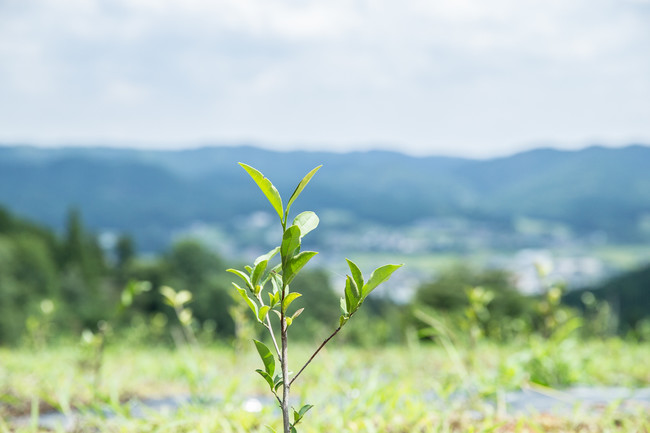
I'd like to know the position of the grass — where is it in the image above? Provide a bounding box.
[1,338,649,432]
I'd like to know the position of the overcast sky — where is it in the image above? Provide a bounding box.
[1,0,649,157]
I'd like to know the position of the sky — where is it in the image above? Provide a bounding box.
[0,0,649,158]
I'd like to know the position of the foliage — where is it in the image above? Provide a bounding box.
[163,240,235,338]
[0,201,649,348]
[564,264,650,335]
[0,207,61,344]
[414,265,536,340]
[227,162,402,433]
[0,205,363,346]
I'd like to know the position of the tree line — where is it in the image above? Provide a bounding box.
[0,206,647,346]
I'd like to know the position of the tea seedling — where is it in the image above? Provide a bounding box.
[228,163,402,433]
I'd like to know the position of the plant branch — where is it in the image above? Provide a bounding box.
[264,319,282,362]
[273,391,282,406]
[289,325,342,388]
[257,294,282,362]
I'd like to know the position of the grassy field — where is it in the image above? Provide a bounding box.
[1,337,649,432]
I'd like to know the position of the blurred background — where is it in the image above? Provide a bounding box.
[1,0,649,345]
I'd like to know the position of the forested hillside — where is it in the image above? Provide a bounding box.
[1,144,649,251]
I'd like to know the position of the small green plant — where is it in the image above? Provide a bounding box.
[580,291,617,339]
[228,163,402,433]
[510,264,584,387]
[464,286,494,347]
[534,262,571,339]
[24,299,55,349]
[160,284,213,399]
[79,280,150,400]
[160,285,198,348]
[79,320,110,400]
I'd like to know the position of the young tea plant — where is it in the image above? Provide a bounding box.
[228,163,402,433]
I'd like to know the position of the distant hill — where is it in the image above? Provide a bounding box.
[1,144,649,251]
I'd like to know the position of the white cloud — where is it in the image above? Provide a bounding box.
[0,0,648,156]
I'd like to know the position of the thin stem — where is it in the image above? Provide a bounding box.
[280,218,291,433]
[280,284,290,433]
[289,326,341,388]
[176,306,198,348]
[289,309,358,388]
[257,293,282,362]
[264,319,282,362]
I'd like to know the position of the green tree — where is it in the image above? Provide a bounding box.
[58,208,109,329]
[564,264,650,334]
[61,208,106,280]
[0,232,60,343]
[115,234,135,270]
[414,265,534,340]
[164,240,234,337]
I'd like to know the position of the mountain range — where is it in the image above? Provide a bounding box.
[1,144,649,252]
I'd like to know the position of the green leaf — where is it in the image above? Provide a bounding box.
[160,286,177,307]
[253,339,275,376]
[281,225,301,264]
[121,289,133,308]
[339,297,348,315]
[286,317,293,326]
[178,308,193,325]
[268,290,280,307]
[234,284,259,318]
[175,290,192,306]
[239,163,284,221]
[349,274,360,299]
[135,281,152,294]
[258,305,271,322]
[254,246,280,267]
[361,264,403,298]
[282,292,302,313]
[255,369,275,391]
[293,404,313,425]
[344,276,359,313]
[284,251,318,285]
[227,269,254,293]
[270,272,282,295]
[291,308,304,320]
[286,165,322,218]
[252,259,268,287]
[292,211,319,238]
[339,315,348,327]
[344,284,351,313]
[346,259,364,292]
[298,404,313,418]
